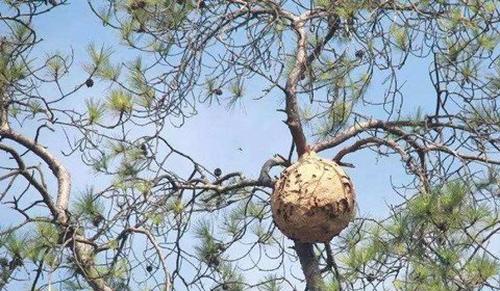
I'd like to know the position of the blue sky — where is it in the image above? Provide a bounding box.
[0,1,445,289]
[22,1,434,215]
[25,1,435,217]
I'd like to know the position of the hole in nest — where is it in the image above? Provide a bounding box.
[338,198,349,212]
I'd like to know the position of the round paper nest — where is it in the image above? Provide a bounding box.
[271,151,356,243]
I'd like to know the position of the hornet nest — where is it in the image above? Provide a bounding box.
[271,151,356,243]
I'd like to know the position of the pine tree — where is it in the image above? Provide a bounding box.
[0,1,498,290]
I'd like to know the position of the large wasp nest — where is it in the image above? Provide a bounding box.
[271,151,356,243]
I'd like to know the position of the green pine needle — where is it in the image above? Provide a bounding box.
[107,89,133,113]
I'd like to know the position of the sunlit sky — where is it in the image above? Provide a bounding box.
[26,1,435,214]
[1,1,443,289]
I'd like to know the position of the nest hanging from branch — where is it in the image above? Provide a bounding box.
[271,151,356,243]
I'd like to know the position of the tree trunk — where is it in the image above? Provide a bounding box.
[294,241,324,291]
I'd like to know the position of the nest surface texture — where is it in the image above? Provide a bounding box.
[271,151,356,243]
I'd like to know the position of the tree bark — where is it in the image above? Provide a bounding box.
[294,242,324,291]
[0,92,9,131]
[284,21,308,157]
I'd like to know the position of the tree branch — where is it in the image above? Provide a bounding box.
[284,21,309,157]
[0,128,113,291]
[294,242,324,291]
